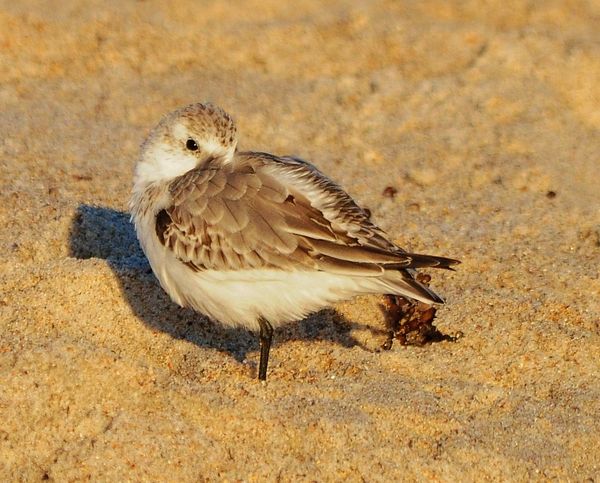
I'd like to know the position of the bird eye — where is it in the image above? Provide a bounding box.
[186,138,199,151]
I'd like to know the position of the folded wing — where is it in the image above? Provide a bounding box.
[156,153,459,303]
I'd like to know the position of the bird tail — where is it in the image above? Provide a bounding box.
[375,252,459,304]
[388,253,460,271]
[378,273,445,304]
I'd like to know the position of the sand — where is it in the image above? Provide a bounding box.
[1,0,599,480]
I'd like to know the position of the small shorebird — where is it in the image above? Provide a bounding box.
[130,103,459,380]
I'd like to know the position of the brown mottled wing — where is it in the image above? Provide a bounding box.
[247,153,458,269]
[156,155,458,279]
[158,161,299,271]
[257,154,400,251]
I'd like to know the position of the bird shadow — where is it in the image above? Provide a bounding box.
[69,204,373,368]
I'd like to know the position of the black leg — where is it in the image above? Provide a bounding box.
[257,318,273,381]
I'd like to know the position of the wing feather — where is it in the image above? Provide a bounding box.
[156,154,459,305]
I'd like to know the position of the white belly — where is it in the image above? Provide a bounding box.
[135,215,370,331]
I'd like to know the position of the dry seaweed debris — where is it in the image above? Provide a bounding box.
[380,273,462,350]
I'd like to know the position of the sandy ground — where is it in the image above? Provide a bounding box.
[1,0,599,480]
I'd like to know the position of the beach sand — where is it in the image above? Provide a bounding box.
[1,0,599,480]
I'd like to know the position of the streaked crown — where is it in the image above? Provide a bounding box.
[168,103,238,154]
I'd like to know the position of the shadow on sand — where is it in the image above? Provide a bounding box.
[69,204,369,370]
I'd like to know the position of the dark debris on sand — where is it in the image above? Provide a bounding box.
[381,273,462,350]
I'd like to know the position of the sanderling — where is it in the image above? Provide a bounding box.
[130,102,459,380]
